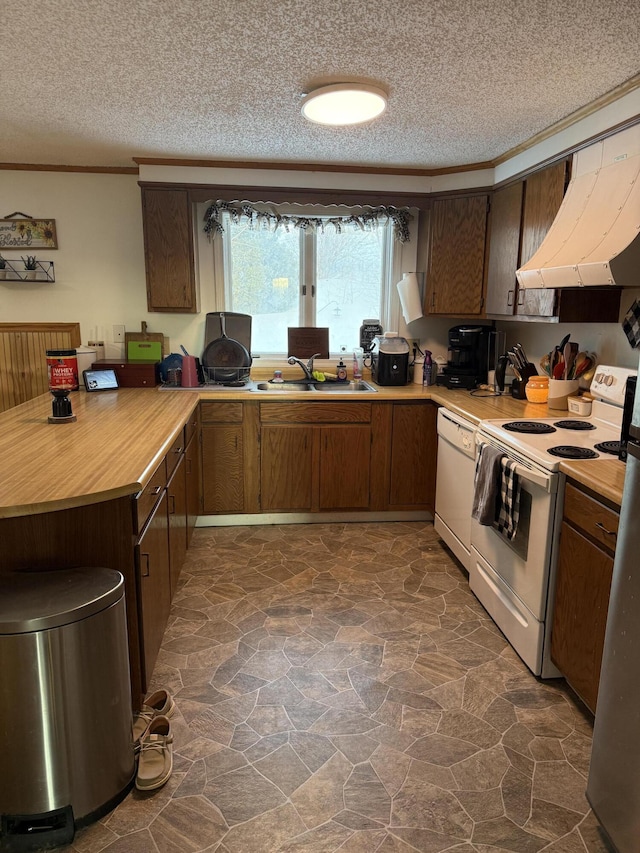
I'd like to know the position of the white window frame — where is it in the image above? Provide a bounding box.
[203,201,418,355]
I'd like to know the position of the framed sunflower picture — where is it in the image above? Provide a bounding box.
[0,217,58,249]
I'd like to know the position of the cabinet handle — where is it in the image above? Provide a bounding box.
[517,289,525,305]
[151,485,162,495]
[186,458,192,475]
[169,494,176,514]
[141,553,150,577]
[174,446,183,455]
[596,521,617,538]
[507,290,514,306]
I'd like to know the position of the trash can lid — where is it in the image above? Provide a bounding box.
[0,568,124,634]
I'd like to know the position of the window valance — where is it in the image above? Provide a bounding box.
[203,200,413,243]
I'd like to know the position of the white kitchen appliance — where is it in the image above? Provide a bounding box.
[434,408,476,570]
[470,365,636,677]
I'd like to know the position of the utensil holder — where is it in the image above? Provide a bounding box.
[548,379,580,410]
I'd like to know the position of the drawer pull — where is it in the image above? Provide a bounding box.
[151,485,162,495]
[174,446,183,455]
[595,521,617,538]
[141,553,150,577]
[169,494,176,514]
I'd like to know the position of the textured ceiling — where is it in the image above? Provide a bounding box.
[2,0,639,170]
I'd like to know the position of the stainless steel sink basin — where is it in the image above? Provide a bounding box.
[254,382,314,391]
[312,380,377,392]
[253,380,376,393]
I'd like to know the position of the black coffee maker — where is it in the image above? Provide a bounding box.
[436,325,494,390]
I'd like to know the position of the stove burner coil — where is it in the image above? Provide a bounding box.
[548,446,600,460]
[594,441,622,456]
[503,421,556,434]
[553,420,596,431]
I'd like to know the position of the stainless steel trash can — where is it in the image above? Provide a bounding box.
[0,568,135,851]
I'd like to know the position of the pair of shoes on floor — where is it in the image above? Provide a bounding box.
[133,689,175,791]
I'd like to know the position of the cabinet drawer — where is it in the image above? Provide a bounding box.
[200,401,243,423]
[134,458,167,533]
[260,402,372,424]
[166,429,185,478]
[564,482,619,554]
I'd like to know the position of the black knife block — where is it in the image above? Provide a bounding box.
[511,363,538,399]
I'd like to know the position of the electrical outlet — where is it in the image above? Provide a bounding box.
[112,324,125,342]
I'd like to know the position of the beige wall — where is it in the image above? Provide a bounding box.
[0,170,217,358]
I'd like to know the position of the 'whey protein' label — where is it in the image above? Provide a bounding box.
[47,350,79,391]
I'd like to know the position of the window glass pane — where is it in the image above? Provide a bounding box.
[316,226,387,352]
[225,216,301,354]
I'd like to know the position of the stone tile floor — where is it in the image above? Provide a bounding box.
[64,522,614,853]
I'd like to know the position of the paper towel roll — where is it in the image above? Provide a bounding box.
[397,273,423,323]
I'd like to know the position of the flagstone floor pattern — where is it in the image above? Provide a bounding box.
[65,522,614,853]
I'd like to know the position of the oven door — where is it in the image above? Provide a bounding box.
[469,436,561,675]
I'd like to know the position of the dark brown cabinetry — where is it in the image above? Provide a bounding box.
[141,186,198,313]
[199,399,438,517]
[551,482,619,712]
[425,195,489,316]
[136,489,171,689]
[388,402,438,512]
[485,160,621,322]
[185,410,202,545]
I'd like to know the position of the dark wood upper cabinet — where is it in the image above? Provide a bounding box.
[426,194,489,316]
[141,187,198,313]
[484,181,524,315]
[516,160,568,318]
[485,159,621,322]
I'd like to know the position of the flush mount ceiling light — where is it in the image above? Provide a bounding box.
[301,83,387,126]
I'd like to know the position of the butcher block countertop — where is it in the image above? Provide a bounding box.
[0,380,625,518]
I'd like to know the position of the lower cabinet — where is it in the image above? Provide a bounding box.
[185,425,201,544]
[388,402,437,512]
[167,453,187,598]
[136,489,171,690]
[551,481,619,712]
[200,399,438,515]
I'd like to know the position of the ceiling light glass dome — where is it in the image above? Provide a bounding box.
[301,84,387,126]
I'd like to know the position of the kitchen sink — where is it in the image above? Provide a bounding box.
[312,380,377,392]
[253,380,376,393]
[254,382,315,392]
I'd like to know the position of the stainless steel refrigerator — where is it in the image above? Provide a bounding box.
[587,367,640,852]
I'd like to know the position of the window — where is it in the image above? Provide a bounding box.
[218,209,395,354]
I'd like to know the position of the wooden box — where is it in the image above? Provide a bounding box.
[92,359,160,388]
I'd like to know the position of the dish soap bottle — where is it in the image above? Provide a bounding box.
[336,357,348,381]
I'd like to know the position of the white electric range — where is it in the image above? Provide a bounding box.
[469,365,636,679]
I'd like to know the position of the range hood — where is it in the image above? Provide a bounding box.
[517,124,640,288]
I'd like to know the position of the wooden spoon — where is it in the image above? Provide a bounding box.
[563,342,578,379]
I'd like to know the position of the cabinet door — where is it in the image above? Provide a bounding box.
[485,182,523,315]
[261,425,314,511]
[319,425,371,510]
[167,453,187,597]
[388,403,437,511]
[517,161,567,317]
[202,424,244,513]
[136,490,171,691]
[426,195,488,315]
[550,520,614,713]
[185,431,202,545]
[141,187,197,313]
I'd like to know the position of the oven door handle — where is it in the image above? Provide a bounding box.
[511,462,553,492]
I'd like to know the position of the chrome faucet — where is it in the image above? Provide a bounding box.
[287,353,321,381]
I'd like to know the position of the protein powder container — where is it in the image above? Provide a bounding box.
[46,349,79,391]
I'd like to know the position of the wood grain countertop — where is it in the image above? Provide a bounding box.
[1,380,625,518]
[0,389,198,519]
